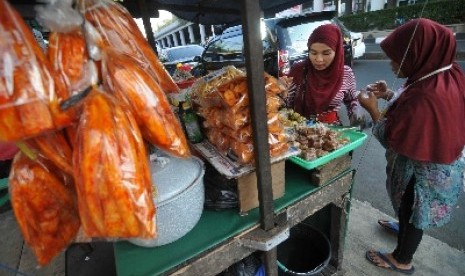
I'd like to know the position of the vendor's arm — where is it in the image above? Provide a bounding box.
[285,60,307,108]
[342,66,360,125]
[357,91,389,148]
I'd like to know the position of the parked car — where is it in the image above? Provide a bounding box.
[193,22,279,77]
[194,11,361,77]
[159,44,204,76]
[267,11,359,74]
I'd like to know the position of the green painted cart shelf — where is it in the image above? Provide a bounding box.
[114,162,355,276]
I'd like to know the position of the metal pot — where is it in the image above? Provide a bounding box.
[129,155,205,247]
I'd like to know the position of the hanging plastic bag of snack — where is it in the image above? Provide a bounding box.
[9,152,80,266]
[73,88,156,239]
[0,0,76,142]
[102,49,190,158]
[26,130,74,176]
[78,0,179,94]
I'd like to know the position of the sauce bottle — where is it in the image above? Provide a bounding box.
[179,101,203,143]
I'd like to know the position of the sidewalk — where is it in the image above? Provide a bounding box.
[342,200,465,276]
[2,198,465,275]
[360,25,465,61]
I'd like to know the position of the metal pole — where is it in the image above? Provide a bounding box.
[240,1,277,275]
[137,0,158,54]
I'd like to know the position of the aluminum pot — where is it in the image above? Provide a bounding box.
[129,155,205,247]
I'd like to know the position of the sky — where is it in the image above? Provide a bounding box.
[134,10,173,37]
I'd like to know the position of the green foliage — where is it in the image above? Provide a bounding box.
[339,0,465,32]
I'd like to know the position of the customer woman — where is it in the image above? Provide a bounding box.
[358,18,465,274]
[287,24,361,125]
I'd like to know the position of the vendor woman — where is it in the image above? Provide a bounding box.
[287,24,361,125]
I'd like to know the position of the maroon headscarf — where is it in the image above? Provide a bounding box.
[381,19,465,163]
[290,24,344,117]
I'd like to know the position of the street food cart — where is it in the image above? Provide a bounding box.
[1,1,367,275]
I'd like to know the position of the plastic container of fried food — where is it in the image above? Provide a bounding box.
[289,129,368,170]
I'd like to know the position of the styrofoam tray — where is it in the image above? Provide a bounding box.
[289,129,368,170]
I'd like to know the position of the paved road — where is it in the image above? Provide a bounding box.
[349,60,465,251]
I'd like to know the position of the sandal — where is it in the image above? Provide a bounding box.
[378,219,399,234]
[365,250,415,274]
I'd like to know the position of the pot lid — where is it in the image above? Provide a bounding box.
[150,155,204,204]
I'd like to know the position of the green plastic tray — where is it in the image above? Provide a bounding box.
[289,129,368,170]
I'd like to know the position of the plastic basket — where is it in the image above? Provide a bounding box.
[289,129,367,170]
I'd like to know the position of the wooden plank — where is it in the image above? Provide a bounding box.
[310,154,352,186]
[237,161,285,213]
[329,203,347,270]
[169,239,255,276]
[286,172,353,228]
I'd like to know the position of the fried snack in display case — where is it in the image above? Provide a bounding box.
[78,0,179,94]
[195,72,288,165]
[9,152,80,266]
[102,49,190,158]
[190,66,245,108]
[73,88,156,239]
[204,128,231,154]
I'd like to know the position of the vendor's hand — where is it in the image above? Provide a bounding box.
[357,91,378,114]
[372,90,393,100]
[366,80,389,99]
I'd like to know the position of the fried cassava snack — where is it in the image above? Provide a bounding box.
[9,152,80,266]
[0,0,75,142]
[102,50,190,158]
[73,88,156,239]
[48,29,98,95]
[79,0,179,94]
[27,130,74,176]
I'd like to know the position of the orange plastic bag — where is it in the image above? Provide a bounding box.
[27,130,74,176]
[73,88,156,239]
[48,29,98,95]
[9,152,80,266]
[0,0,75,142]
[37,0,97,96]
[79,0,179,94]
[102,50,190,158]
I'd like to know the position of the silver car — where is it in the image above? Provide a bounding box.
[160,44,204,76]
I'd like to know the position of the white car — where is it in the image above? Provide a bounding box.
[350,31,366,59]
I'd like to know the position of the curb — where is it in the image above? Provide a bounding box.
[365,33,465,44]
[358,52,386,60]
[359,51,465,61]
